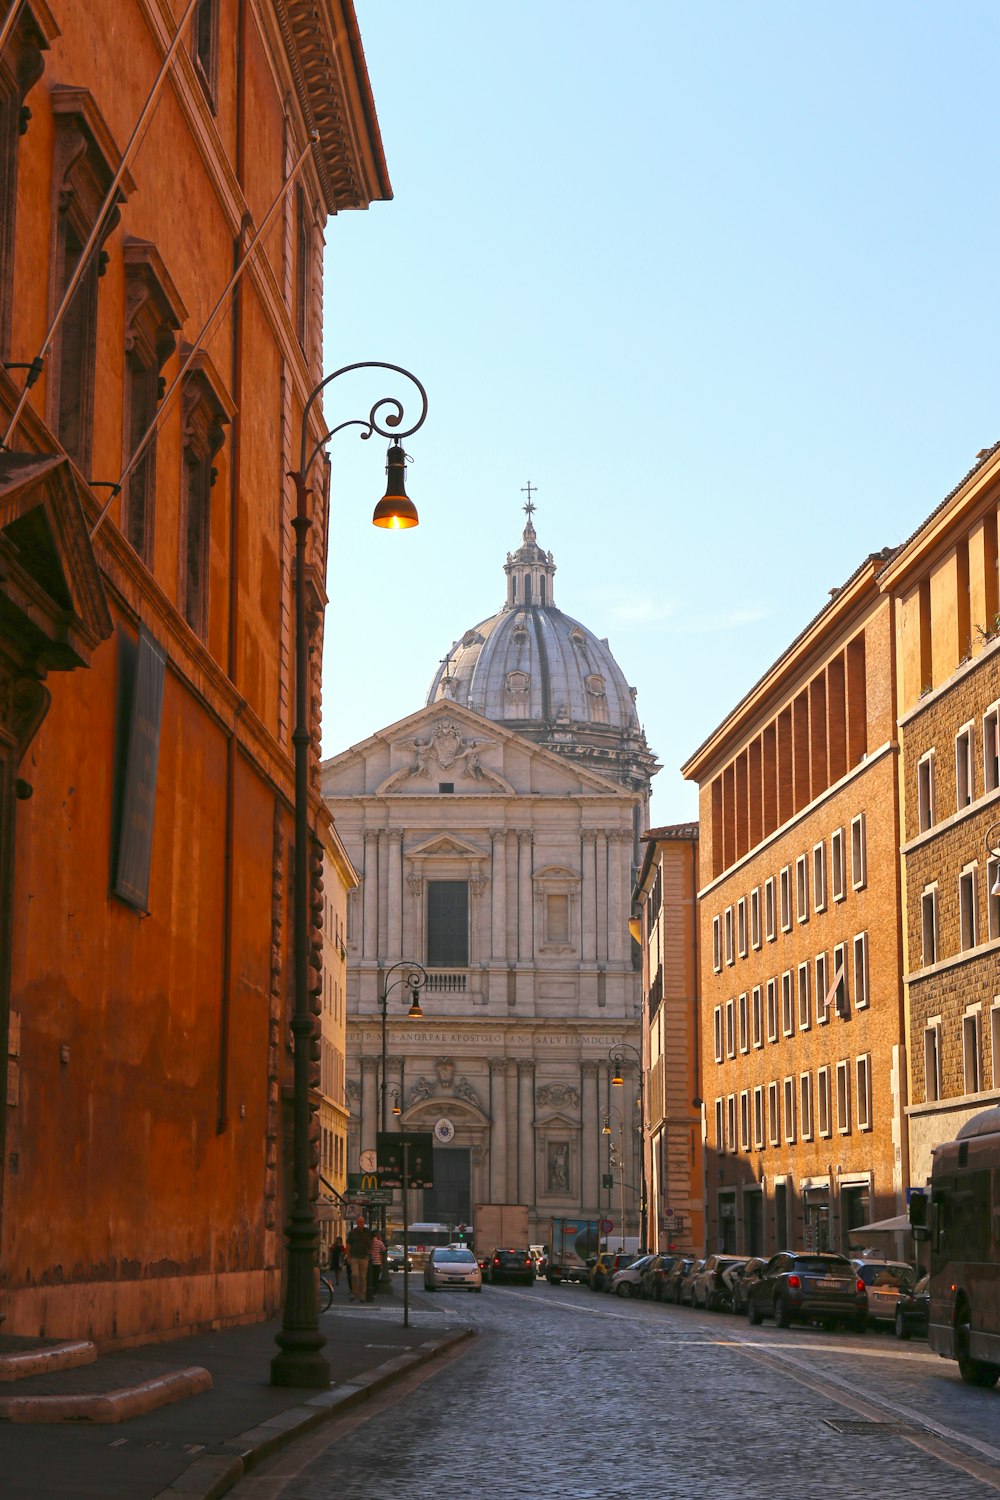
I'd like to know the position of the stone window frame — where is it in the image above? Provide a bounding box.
[850,812,867,892]
[724,905,734,965]
[990,1000,1000,1090]
[812,841,827,913]
[750,885,761,949]
[191,0,220,111]
[959,863,979,952]
[752,1084,764,1150]
[724,996,735,1059]
[963,1003,983,1096]
[726,1094,737,1155]
[989,857,1000,941]
[956,721,975,811]
[714,1097,724,1151]
[984,702,1000,795]
[751,985,762,1049]
[795,853,809,924]
[835,1058,851,1135]
[737,991,748,1054]
[779,865,791,932]
[830,827,845,902]
[855,1054,872,1131]
[764,876,776,941]
[178,348,232,639]
[924,1015,942,1103]
[921,883,939,967]
[121,239,186,566]
[739,1089,750,1152]
[815,951,829,1025]
[767,1080,779,1146]
[832,941,849,1017]
[47,86,133,476]
[917,749,936,832]
[0,2,55,358]
[780,969,793,1038]
[712,1004,723,1064]
[737,896,747,957]
[799,1071,814,1141]
[766,977,777,1044]
[797,961,810,1032]
[852,930,869,1010]
[782,1075,796,1144]
[817,1065,831,1138]
[712,914,722,972]
[532,865,580,956]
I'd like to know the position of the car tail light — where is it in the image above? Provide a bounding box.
[857,1278,866,1293]
[493,1257,500,1267]
[787,1275,801,1289]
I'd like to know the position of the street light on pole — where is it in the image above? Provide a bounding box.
[270,363,427,1390]
[610,1044,647,1251]
[379,961,428,1132]
[603,1108,626,1253]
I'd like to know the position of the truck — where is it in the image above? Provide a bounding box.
[546,1216,601,1284]
[473,1203,530,1253]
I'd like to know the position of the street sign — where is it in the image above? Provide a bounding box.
[599,1218,614,1234]
[377,1131,434,1188]
[345,1171,392,1205]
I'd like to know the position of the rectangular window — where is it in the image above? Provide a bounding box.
[766,978,778,1043]
[739,1090,750,1152]
[750,887,761,949]
[852,931,869,1009]
[797,962,810,1031]
[767,1081,780,1146]
[781,970,794,1037]
[813,842,827,912]
[815,952,829,1025]
[737,897,747,958]
[727,1095,737,1154]
[956,723,974,809]
[752,986,763,1049]
[817,1066,831,1137]
[836,1060,851,1133]
[713,1005,723,1064]
[992,1004,1000,1090]
[963,1008,982,1095]
[921,886,938,966]
[960,866,978,951]
[800,1073,814,1140]
[545,893,569,943]
[427,879,469,966]
[924,1021,941,1103]
[856,1055,871,1131]
[989,858,1000,941]
[193,0,220,104]
[796,854,809,923]
[715,1097,724,1150]
[724,906,734,965]
[831,828,845,901]
[832,942,849,1017]
[985,705,1000,795]
[725,998,736,1059]
[917,752,936,832]
[752,1085,764,1149]
[738,992,749,1054]
[783,1076,796,1142]
[779,866,791,931]
[712,915,722,973]
[765,878,776,941]
[850,813,867,890]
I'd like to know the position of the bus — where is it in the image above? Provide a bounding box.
[911,1103,1000,1386]
[391,1222,455,1272]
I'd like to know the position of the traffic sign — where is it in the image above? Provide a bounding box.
[377,1130,434,1188]
[599,1218,614,1234]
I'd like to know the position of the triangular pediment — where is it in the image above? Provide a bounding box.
[408,832,488,860]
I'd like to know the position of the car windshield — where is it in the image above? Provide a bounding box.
[794,1258,853,1276]
[494,1250,527,1262]
[858,1264,914,1288]
[436,1249,476,1264]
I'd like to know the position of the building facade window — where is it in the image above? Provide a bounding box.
[817,1066,831,1137]
[725,998,735,1059]
[0,7,53,356]
[831,828,845,901]
[738,992,748,1054]
[852,931,869,1009]
[797,962,810,1031]
[712,915,722,973]
[779,866,791,931]
[765,877,776,941]
[856,1054,871,1131]
[737,897,747,958]
[800,1072,813,1141]
[750,886,761,949]
[963,1006,982,1095]
[783,1076,796,1142]
[796,854,809,923]
[752,1085,764,1149]
[836,1060,851,1133]
[766,978,778,1044]
[813,842,827,912]
[739,1090,750,1152]
[724,906,734,966]
[924,1020,941,1103]
[427,879,469,966]
[989,858,1000,941]
[992,1003,1000,1089]
[192,0,220,106]
[713,1005,723,1064]
[832,941,849,1017]
[815,951,829,1025]
[781,970,793,1037]
[985,705,1000,795]
[917,751,936,832]
[956,723,974,810]
[921,886,938,967]
[767,1081,779,1146]
[850,814,867,890]
[752,985,763,1049]
[959,866,978,951]
[727,1095,737,1155]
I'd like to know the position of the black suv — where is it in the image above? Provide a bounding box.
[746,1251,867,1331]
[487,1248,536,1285]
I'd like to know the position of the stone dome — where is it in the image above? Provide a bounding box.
[426,507,659,796]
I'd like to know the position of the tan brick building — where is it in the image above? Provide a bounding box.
[318,819,358,1256]
[633,825,703,1256]
[681,555,908,1257]
[878,448,1000,1187]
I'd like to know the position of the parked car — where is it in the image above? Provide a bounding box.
[894,1273,930,1340]
[730,1256,769,1315]
[590,1250,635,1291]
[487,1248,536,1285]
[386,1245,412,1273]
[678,1258,706,1305]
[603,1253,636,1291]
[852,1259,916,1326]
[423,1246,483,1293]
[640,1254,678,1300]
[610,1254,657,1298]
[661,1256,696,1304]
[690,1254,749,1311]
[746,1252,867,1331]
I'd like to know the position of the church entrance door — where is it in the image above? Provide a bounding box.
[423,1147,470,1228]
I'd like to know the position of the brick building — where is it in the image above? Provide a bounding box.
[681,554,908,1257]
[318,820,358,1257]
[878,446,1000,1186]
[633,824,703,1256]
[0,0,389,1345]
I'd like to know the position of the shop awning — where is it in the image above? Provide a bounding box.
[848,1213,910,1236]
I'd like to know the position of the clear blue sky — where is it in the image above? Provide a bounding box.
[320,1,1000,825]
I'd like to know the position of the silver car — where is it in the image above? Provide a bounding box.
[424,1246,483,1293]
[853,1260,915,1324]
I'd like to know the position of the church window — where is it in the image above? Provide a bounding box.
[539,576,546,604]
[438,782,454,794]
[427,880,468,967]
[545,893,569,944]
[524,576,532,605]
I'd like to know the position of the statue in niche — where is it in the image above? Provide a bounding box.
[548,1142,570,1193]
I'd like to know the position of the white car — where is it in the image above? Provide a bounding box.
[852,1259,916,1324]
[424,1246,483,1293]
[610,1253,656,1297]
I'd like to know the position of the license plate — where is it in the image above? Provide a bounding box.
[817,1279,848,1289]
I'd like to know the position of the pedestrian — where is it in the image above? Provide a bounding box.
[330,1235,346,1287]
[367,1229,386,1301]
[346,1217,373,1303]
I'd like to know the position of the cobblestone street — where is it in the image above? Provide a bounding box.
[229,1279,1000,1500]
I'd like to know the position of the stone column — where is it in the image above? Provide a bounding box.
[362,832,378,960]
[360,1055,379,1155]
[517,832,533,962]
[490,829,508,961]
[608,830,630,963]
[386,829,403,958]
[470,873,489,965]
[595,832,608,964]
[505,1063,519,1202]
[517,1060,536,1207]
[581,1060,599,1215]
[405,871,422,960]
[581,833,598,963]
[488,1058,509,1203]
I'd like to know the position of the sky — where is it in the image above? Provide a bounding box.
[320,1,1000,826]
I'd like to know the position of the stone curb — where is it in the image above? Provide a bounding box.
[0,1365,212,1424]
[152,1326,476,1500]
[0,1340,98,1383]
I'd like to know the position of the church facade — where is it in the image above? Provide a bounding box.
[321,512,658,1248]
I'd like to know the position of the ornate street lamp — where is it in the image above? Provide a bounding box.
[610,1043,647,1250]
[379,961,428,1133]
[603,1108,626,1254]
[271,363,427,1390]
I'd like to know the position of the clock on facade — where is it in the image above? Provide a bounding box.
[359,1149,377,1172]
[433,1118,455,1144]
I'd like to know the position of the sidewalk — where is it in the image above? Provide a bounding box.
[0,1283,475,1500]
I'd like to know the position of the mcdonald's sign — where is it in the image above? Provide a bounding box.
[346,1172,392,1205]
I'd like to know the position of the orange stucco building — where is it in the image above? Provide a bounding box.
[682,555,908,1257]
[0,0,389,1346]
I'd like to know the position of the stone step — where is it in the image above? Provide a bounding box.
[0,1336,97,1382]
[0,1352,211,1423]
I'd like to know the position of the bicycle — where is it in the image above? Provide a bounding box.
[319,1273,335,1312]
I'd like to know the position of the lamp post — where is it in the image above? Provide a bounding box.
[610,1044,647,1250]
[271,363,427,1390]
[603,1108,626,1252]
[379,962,428,1132]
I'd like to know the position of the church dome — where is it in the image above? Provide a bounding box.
[426,505,659,796]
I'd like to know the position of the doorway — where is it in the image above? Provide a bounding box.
[422,1147,470,1227]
